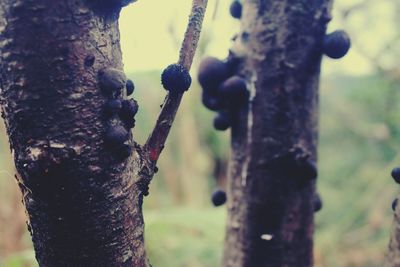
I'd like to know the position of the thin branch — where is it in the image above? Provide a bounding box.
[144,0,208,163]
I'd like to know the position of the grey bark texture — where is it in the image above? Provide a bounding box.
[222,1,332,266]
[0,0,150,266]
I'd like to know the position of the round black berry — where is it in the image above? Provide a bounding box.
[218,76,248,107]
[393,198,398,212]
[211,189,227,207]
[313,193,322,212]
[103,99,122,117]
[126,79,135,96]
[230,1,242,19]
[104,125,128,146]
[161,63,192,94]
[213,112,231,131]
[323,30,351,59]
[202,92,222,111]
[198,57,229,90]
[98,68,127,95]
[392,167,400,184]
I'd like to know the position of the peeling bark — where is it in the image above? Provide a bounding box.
[0,1,150,266]
[222,1,332,266]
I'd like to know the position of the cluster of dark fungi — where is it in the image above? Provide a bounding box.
[198,55,246,204]
[199,1,248,207]
[98,68,138,160]
[391,167,400,211]
[198,56,248,131]
[198,55,248,204]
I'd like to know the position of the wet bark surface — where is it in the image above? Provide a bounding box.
[223,1,332,266]
[0,0,150,266]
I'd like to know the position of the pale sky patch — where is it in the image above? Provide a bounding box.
[120,0,394,76]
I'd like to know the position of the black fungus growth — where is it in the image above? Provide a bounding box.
[218,76,248,108]
[392,167,400,184]
[198,57,229,90]
[393,198,398,212]
[202,92,222,111]
[104,125,128,146]
[98,68,127,95]
[211,189,227,207]
[213,112,231,131]
[161,64,192,95]
[230,1,242,19]
[323,30,351,59]
[314,193,322,212]
[103,99,122,117]
[126,79,135,96]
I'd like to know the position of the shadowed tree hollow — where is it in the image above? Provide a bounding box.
[0,0,355,266]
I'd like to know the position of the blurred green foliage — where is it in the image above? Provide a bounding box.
[1,251,38,267]
[145,208,226,267]
[314,75,400,267]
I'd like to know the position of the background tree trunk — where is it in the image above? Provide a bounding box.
[0,0,150,266]
[386,204,400,266]
[223,1,332,266]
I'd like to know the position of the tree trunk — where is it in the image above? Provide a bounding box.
[386,203,400,266]
[0,1,151,266]
[223,1,332,266]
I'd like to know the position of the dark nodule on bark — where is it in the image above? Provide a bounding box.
[0,0,149,266]
[223,1,331,266]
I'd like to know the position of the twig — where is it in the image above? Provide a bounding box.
[144,0,208,163]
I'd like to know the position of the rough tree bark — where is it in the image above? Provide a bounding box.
[0,0,148,266]
[0,0,207,266]
[223,1,332,266]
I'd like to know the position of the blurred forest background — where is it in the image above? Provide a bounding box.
[1,0,399,266]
